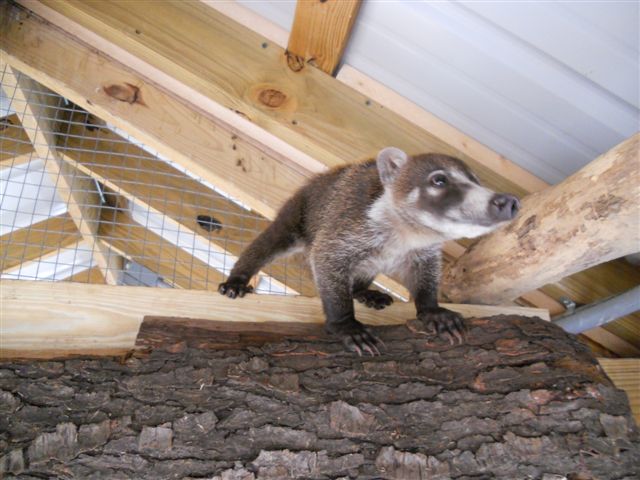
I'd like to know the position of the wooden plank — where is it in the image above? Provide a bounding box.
[287,0,362,75]
[442,134,640,303]
[60,112,315,296]
[598,358,640,424]
[0,279,549,357]
[98,209,225,291]
[0,213,80,271]
[21,0,532,197]
[2,65,122,284]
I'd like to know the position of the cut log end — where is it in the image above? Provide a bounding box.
[1,314,638,479]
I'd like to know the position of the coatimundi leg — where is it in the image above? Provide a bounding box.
[219,195,303,298]
[402,248,465,343]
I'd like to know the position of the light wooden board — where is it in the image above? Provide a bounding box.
[598,358,640,424]
[61,115,315,296]
[0,279,549,358]
[287,0,362,75]
[0,213,80,271]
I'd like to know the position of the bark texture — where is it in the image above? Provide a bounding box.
[1,315,638,480]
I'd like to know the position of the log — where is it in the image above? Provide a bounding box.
[1,315,638,479]
[442,133,640,304]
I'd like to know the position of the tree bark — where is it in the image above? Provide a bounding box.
[1,315,638,479]
[442,133,640,304]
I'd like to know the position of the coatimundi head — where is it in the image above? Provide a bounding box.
[376,147,520,240]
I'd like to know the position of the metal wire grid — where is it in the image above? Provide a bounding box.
[0,66,311,295]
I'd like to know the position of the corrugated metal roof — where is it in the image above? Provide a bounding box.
[239,0,639,184]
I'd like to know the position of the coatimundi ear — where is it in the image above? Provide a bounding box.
[376,147,409,185]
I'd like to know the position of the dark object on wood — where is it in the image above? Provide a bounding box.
[1,315,638,479]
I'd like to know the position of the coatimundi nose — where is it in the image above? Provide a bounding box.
[490,194,520,221]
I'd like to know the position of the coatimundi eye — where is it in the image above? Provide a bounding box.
[430,173,448,187]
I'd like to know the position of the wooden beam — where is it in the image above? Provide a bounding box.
[60,113,315,296]
[98,209,225,291]
[0,213,80,271]
[442,134,640,304]
[598,358,640,424]
[0,279,549,358]
[1,65,123,284]
[287,0,362,75]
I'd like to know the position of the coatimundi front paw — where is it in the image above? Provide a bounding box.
[416,307,466,344]
[354,289,394,310]
[218,279,253,299]
[326,318,382,356]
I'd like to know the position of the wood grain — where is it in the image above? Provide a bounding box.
[443,134,640,304]
[598,358,640,424]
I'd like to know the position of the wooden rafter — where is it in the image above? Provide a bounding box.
[287,0,362,75]
[0,213,80,272]
[0,279,549,358]
[63,265,105,284]
[59,113,315,296]
[1,65,122,284]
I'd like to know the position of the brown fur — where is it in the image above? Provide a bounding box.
[219,149,519,353]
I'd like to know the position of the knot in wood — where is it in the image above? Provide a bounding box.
[258,88,287,108]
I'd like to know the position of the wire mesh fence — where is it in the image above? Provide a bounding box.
[0,65,313,295]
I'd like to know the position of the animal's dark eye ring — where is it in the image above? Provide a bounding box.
[430,173,448,187]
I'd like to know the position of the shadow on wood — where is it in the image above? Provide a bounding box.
[1,315,638,479]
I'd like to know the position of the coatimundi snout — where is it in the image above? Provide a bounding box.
[219,147,520,354]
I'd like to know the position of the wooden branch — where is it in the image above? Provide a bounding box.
[0,280,548,358]
[287,0,362,75]
[60,114,315,296]
[1,65,122,284]
[443,134,640,304]
[598,358,640,424]
[0,214,80,272]
[1,313,637,478]
[98,209,225,291]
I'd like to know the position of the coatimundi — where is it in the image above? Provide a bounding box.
[219,147,520,354]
